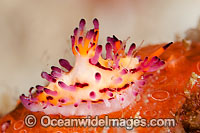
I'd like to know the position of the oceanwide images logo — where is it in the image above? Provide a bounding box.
[24,114,176,130]
[40,115,145,130]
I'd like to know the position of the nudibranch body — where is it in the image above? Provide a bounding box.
[20,19,171,116]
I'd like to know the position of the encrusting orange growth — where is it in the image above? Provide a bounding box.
[0,19,200,133]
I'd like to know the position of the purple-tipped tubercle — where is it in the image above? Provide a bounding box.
[120,69,128,75]
[74,103,78,107]
[46,96,53,100]
[58,81,76,91]
[107,91,113,97]
[44,88,58,96]
[71,36,75,47]
[29,87,34,94]
[79,19,86,31]
[95,72,101,81]
[58,98,69,103]
[59,59,73,71]
[78,37,83,44]
[127,43,136,56]
[36,90,43,94]
[90,45,102,65]
[89,91,96,99]
[51,71,62,78]
[106,43,112,59]
[74,27,78,36]
[93,18,99,29]
[86,29,94,40]
[107,37,115,45]
[41,72,56,83]
[51,66,62,73]
[36,85,44,90]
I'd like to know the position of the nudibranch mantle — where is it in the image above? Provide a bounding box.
[20,18,170,116]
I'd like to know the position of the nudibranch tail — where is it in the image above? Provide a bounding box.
[20,18,171,116]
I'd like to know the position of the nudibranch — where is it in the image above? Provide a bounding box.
[20,19,172,116]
